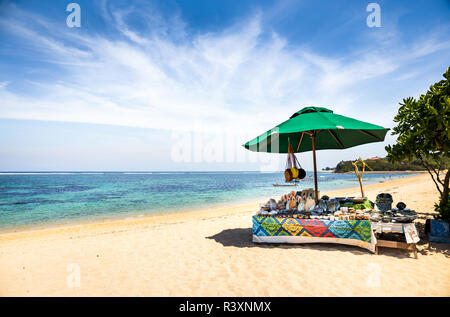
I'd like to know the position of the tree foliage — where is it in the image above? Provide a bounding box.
[385,67,450,220]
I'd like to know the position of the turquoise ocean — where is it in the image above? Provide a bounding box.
[0,171,415,231]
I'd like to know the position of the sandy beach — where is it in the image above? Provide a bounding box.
[0,173,448,296]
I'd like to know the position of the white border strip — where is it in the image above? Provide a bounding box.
[253,232,377,253]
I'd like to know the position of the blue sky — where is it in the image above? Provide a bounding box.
[0,0,449,171]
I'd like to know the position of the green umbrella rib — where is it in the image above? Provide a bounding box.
[296,132,305,152]
[265,131,280,149]
[359,129,382,141]
[328,129,345,148]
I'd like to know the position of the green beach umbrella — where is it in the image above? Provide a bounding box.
[243,106,389,202]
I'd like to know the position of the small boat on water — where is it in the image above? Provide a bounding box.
[272,183,298,187]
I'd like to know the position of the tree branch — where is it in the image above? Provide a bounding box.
[433,157,445,185]
[419,155,443,196]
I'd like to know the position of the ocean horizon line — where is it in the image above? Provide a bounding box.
[0,170,424,175]
[0,170,308,174]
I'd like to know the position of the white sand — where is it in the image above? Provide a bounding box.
[0,173,449,296]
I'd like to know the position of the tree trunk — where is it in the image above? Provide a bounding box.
[442,169,450,205]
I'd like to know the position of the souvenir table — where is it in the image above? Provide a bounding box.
[254,191,420,256]
[252,215,377,253]
[371,222,420,258]
[252,216,420,257]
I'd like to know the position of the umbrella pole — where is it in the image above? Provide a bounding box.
[311,133,319,204]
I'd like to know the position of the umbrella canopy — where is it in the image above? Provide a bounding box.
[243,106,389,203]
[244,107,389,153]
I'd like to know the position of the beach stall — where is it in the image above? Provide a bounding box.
[243,107,419,253]
[252,194,378,252]
[252,192,420,255]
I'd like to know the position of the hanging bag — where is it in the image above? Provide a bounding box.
[284,141,306,182]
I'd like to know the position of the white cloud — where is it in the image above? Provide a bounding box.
[0,81,10,89]
[0,2,449,143]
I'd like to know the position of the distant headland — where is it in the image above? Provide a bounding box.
[323,156,437,173]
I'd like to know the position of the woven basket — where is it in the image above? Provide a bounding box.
[284,169,293,182]
[376,194,393,212]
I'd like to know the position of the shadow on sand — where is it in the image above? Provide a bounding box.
[206,226,450,259]
[206,228,373,256]
[414,220,450,258]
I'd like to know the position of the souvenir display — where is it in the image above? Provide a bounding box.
[371,206,417,223]
[396,202,406,210]
[269,198,277,210]
[304,195,316,212]
[257,191,371,218]
[256,191,416,224]
[376,193,393,211]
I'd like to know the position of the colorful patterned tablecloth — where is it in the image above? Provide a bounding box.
[252,216,377,252]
